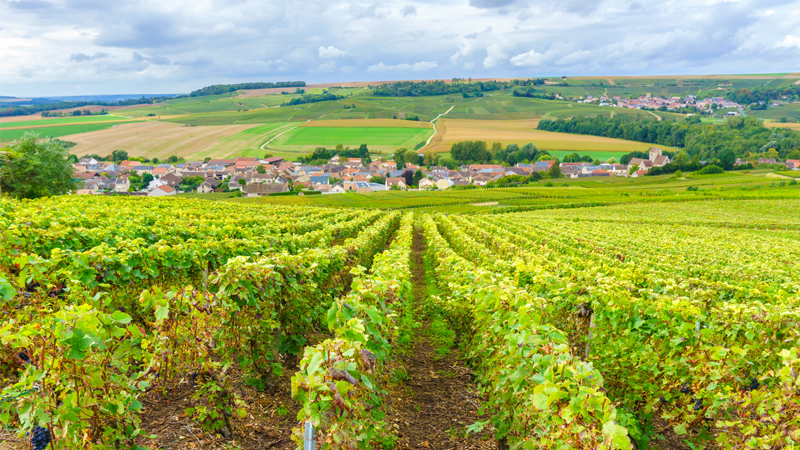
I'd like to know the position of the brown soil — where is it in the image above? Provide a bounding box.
[133,357,308,450]
[387,228,496,450]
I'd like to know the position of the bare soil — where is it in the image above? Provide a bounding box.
[387,228,496,450]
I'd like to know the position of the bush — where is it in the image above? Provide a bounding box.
[687,185,699,191]
[695,164,724,175]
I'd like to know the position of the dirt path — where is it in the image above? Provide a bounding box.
[390,227,495,449]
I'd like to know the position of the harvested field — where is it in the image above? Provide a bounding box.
[62,121,289,160]
[423,118,675,155]
[764,122,800,130]
[270,125,433,154]
[300,118,432,128]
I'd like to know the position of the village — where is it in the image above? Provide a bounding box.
[68,147,800,197]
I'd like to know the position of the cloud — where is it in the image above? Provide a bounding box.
[317,61,337,72]
[469,0,516,8]
[1,0,798,96]
[69,52,110,62]
[348,2,386,19]
[466,26,492,39]
[6,0,52,10]
[400,5,416,17]
[133,52,171,65]
[775,35,800,50]
[318,46,350,58]
[368,61,438,72]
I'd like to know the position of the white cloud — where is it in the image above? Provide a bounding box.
[483,44,507,68]
[368,61,438,72]
[509,49,548,66]
[775,35,800,50]
[318,46,351,59]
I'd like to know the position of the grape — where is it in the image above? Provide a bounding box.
[749,378,760,391]
[679,383,693,395]
[18,351,30,363]
[659,396,668,403]
[693,398,703,411]
[30,426,50,450]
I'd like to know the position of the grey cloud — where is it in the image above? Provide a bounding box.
[133,52,171,65]
[69,52,110,62]
[400,5,416,17]
[348,2,387,19]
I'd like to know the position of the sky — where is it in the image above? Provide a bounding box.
[1,0,799,97]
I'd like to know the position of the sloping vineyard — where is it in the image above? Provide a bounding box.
[1,196,799,450]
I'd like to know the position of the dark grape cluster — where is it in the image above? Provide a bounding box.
[18,351,30,363]
[749,378,760,391]
[693,398,703,411]
[679,383,693,395]
[31,426,50,450]
[659,396,668,404]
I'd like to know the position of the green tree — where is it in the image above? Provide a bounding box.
[167,155,179,163]
[403,150,419,166]
[111,149,128,161]
[256,165,266,174]
[369,175,386,184]
[592,158,602,166]
[238,178,247,186]
[629,164,640,175]
[0,132,80,199]
[412,170,424,186]
[547,160,562,179]
[606,157,617,164]
[141,173,154,185]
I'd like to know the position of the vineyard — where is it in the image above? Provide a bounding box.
[1,195,799,450]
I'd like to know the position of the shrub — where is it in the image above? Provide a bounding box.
[695,164,724,175]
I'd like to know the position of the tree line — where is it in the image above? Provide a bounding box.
[372,79,545,97]
[189,81,306,97]
[724,86,800,104]
[282,92,343,106]
[537,115,800,160]
[0,95,179,117]
[298,144,372,165]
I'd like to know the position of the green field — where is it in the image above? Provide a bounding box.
[269,126,434,154]
[0,122,125,143]
[0,114,138,129]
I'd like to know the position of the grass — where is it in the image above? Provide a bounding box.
[0,122,126,143]
[269,126,434,154]
[0,114,139,128]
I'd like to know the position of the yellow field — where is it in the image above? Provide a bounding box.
[764,122,800,130]
[64,121,266,160]
[301,119,433,129]
[422,119,675,154]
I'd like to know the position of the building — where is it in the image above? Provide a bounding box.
[148,185,176,197]
[245,182,289,197]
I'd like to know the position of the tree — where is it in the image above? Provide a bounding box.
[167,155,179,163]
[423,150,439,166]
[0,132,81,199]
[606,157,617,164]
[403,150,419,166]
[592,158,602,165]
[111,149,128,161]
[400,169,413,186]
[412,170,424,186]
[629,164,640,175]
[394,148,409,169]
[152,158,160,164]
[263,152,273,159]
[238,178,247,186]
[141,173,154,185]
[256,165,266,174]
[547,160,562,179]
[369,175,386,184]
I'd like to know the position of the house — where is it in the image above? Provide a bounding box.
[147,179,167,190]
[535,161,556,171]
[649,147,671,166]
[328,182,345,194]
[386,177,407,190]
[148,185,176,197]
[264,156,284,165]
[160,173,183,187]
[152,167,169,176]
[758,158,778,165]
[344,181,372,193]
[197,181,217,194]
[111,177,130,193]
[419,178,436,189]
[435,178,454,190]
[132,165,154,175]
[74,172,98,181]
[787,160,800,170]
[245,182,289,197]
